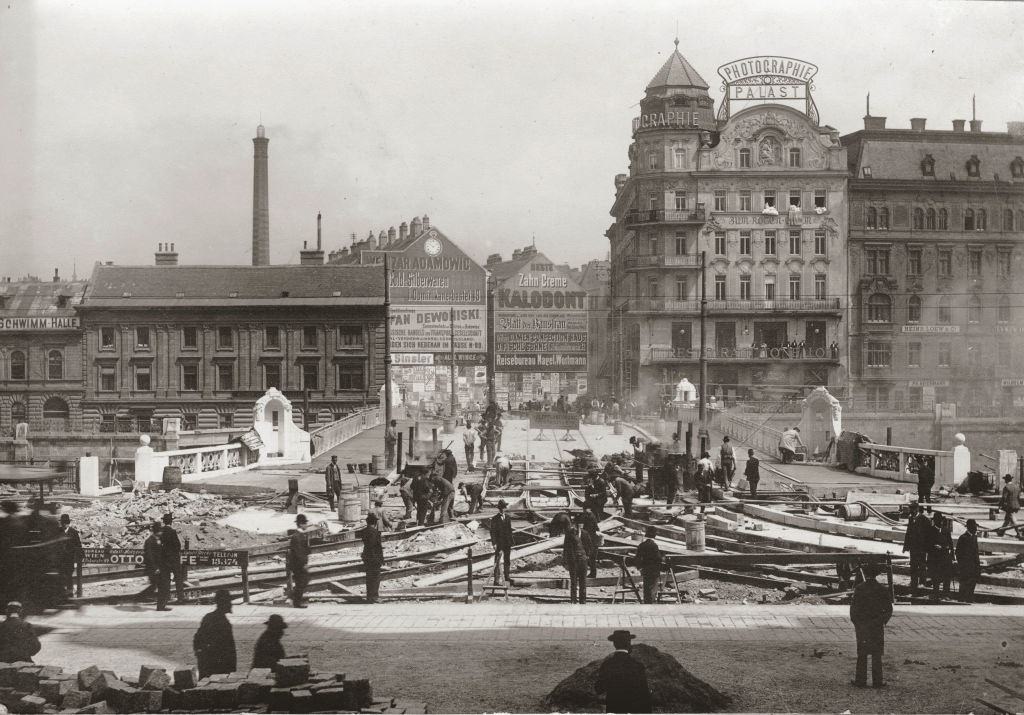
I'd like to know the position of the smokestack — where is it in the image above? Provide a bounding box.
[399,222,408,242]
[251,124,270,266]
[300,212,325,265]
[910,118,926,131]
[317,212,322,250]
[387,226,396,246]
[53,268,59,283]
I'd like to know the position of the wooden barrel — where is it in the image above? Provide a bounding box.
[839,503,868,521]
[371,455,384,474]
[341,496,361,523]
[613,420,623,435]
[161,466,182,491]
[684,519,706,552]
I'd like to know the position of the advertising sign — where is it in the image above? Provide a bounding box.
[716,56,821,123]
[528,411,581,431]
[0,316,80,331]
[389,305,486,354]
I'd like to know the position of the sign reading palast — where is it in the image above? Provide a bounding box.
[0,316,80,331]
[716,56,820,123]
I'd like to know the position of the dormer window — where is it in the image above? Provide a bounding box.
[862,166,873,178]
[921,154,935,177]
[739,148,751,168]
[966,155,981,178]
[1011,157,1024,179]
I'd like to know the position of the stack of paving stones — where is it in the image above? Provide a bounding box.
[0,658,426,714]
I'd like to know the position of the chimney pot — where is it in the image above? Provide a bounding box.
[863,116,887,130]
[910,117,926,131]
[410,216,422,236]
[53,268,59,282]
[171,243,174,251]
[422,214,430,229]
[387,226,396,246]
[952,119,966,132]
[399,222,408,242]
[970,119,983,132]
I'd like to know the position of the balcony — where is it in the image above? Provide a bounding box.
[624,208,706,228]
[642,345,840,366]
[623,297,841,315]
[623,254,703,270]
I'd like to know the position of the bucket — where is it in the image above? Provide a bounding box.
[161,466,182,491]
[613,421,623,436]
[346,463,356,473]
[684,519,706,552]
[359,486,371,512]
[370,485,387,503]
[341,496,361,523]
[839,503,868,521]
[371,455,384,474]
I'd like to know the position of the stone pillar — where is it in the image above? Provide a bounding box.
[951,432,970,486]
[134,434,155,486]
[78,455,101,496]
[998,450,1019,480]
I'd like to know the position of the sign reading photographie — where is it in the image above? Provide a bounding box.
[716,56,820,123]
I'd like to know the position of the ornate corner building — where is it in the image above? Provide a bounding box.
[607,47,848,406]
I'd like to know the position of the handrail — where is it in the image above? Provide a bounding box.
[310,406,383,455]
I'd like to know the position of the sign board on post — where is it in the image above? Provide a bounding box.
[80,547,251,603]
[528,411,581,431]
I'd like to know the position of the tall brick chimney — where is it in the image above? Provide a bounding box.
[251,125,270,265]
[299,213,325,265]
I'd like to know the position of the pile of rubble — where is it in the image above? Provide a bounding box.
[0,657,426,714]
[385,523,476,557]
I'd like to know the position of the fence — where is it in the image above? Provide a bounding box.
[309,406,382,456]
[135,442,256,485]
[0,459,80,492]
[716,411,786,456]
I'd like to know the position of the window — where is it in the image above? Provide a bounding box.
[964,208,975,231]
[302,326,318,348]
[908,295,922,323]
[100,327,115,350]
[968,295,982,323]
[714,232,726,255]
[302,363,319,390]
[814,189,827,209]
[674,233,686,255]
[647,275,659,298]
[977,209,987,231]
[863,166,872,178]
[997,249,1012,277]
[99,364,116,392]
[217,363,234,391]
[969,248,982,276]
[647,151,658,170]
[879,207,890,229]
[908,342,921,368]
[814,274,826,300]
[763,190,777,209]
[739,275,751,300]
[675,276,688,301]
[265,326,281,349]
[648,192,658,210]
[136,327,150,349]
[135,364,152,391]
[764,231,777,255]
[217,326,233,349]
[925,208,936,230]
[920,154,935,177]
[9,351,25,380]
[966,155,980,177]
[937,296,952,324]
[674,191,687,211]
[998,342,1011,368]
[42,397,68,422]
[648,236,660,254]
[866,207,877,229]
[788,189,801,209]
[672,147,686,169]
[337,326,364,348]
[764,276,776,301]
[739,190,752,212]
[788,148,801,167]
[867,294,892,322]
[938,208,949,230]
[866,247,890,275]
[813,230,826,256]
[788,275,801,300]
[337,362,364,390]
[908,387,923,410]
[714,275,726,300]
[866,341,892,368]
[713,191,726,212]
[912,208,924,230]
[47,350,63,380]
[181,363,198,391]
[938,343,951,367]
[219,413,233,429]
[1012,157,1024,179]
[967,342,981,367]
[998,295,1011,323]
[739,231,751,255]
[264,362,281,389]
[866,386,888,409]
[908,248,923,276]
[181,413,197,431]
[1005,209,1015,231]
[938,249,952,277]
[788,230,801,255]
[739,148,751,168]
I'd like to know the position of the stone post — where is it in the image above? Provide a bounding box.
[134,434,155,486]
[951,433,970,486]
[78,455,100,496]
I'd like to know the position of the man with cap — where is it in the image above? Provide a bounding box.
[193,589,237,679]
[57,513,82,598]
[743,449,761,498]
[143,521,171,611]
[0,601,41,663]
[431,470,455,524]
[362,513,385,604]
[849,563,893,688]
[288,514,310,608]
[161,513,184,602]
[252,614,288,669]
[998,474,1021,535]
[459,480,484,514]
[324,456,342,512]
[956,518,982,602]
[634,525,662,604]
[489,499,514,586]
[594,630,652,713]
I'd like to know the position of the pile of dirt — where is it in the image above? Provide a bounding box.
[385,523,476,556]
[544,642,731,713]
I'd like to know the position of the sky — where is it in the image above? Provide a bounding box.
[2,0,1023,279]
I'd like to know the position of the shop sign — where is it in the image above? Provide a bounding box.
[908,379,949,387]
[1001,378,1024,387]
[389,306,485,354]
[0,316,79,331]
[393,353,434,366]
[901,325,961,334]
[716,56,820,122]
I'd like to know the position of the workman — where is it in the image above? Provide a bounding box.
[252,614,287,669]
[397,469,414,521]
[324,456,342,511]
[628,436,646,483]
[744,449,761,498]
[193,589,237,679]
[719,437,736,486]
[586,473,610,519]
[915,456,935,506]
[956,519,981,602]
[901,503,931,596]
[578,505,601,578]
[459,481,484,514]
[384,420,398,470]
[998,474,1021,534]
[929,512,954,601]
[369,499,394,532]
[849,564,893,688]
[661,458,680,505]
[562,521,589,604]
[695,452,715,505]
[432,472,455,524]
[492,452,511,488]
[411,472,432,526]
[462,425,477,472]
[779,426,804,464]
[161,513,184,602]
[489,499,514,585]
[57,513,82,599]
[0,601,40,664]
[611,474,635,518]
[442,449,458,484]
[634,525,663,604]
[361,513,385,604]
[288,514,310,608]
[594,630,652,713]
[143,521,171,611]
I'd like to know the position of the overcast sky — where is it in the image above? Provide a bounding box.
[2,0,1022,279]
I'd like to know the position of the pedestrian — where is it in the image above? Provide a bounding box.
[956,518,982,602]
[161,513,184,602]
[578,504,601,578]
[252,614,287,669]
[384,420,398,470]
[612,474,635,518]
[361,513,385,604]
[929,512,954,600]
[325,456,342,511]
[635,526,662,604]
[432,471,455,524]
[193,589,237,679]
[661,458,680,506]
[779,426,803,464]
[719,437,736,486]
[594,630,652,714]
[57,513,82,598]
[459,481,484,514]
[288,514,310,608]
[849,564,893,688]
[628,436,646,484]
[462,425,477,472]
[744,449,761,497]
[411,472,432,526]
[915,456,935,507]
[369,499,394,532]
[477,424,486,462]
[143,521,171,611]
[397,468,414,520]
[0,601,41,663]
[586,472,610,519]
[998,474,1021,535]
[902,503,930,596]
[563,522,589,604]
[489,499,513,586]
[695,451,714,504]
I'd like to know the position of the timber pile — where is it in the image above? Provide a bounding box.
[0,658,424,714]
[544,643,730,713]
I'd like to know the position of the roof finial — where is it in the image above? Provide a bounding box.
[674,23,679,50]
[866,92,870,116]
[972,93,976,120]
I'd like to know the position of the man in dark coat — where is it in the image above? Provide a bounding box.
[193,589,236,679]
[915,456,935,507]
[143,521,171,611]
[490,500,514,585]
[288,514,310,608]
[612,475,635,518]
[57,513,82,598]
[586,473,610,519]
[628,436,646,484]
[563,523,589,604]
[0,601,41,663]
[901,503,931,595]
[324,456,342,511]
[579,505,601,578]
[849,564,893,688]
[361,514,385,604]
[743,449,761,497]
[999,474,1021,534]
[635,526,662,604]
[252,614,287,669]
[956,519,982,602]
[459,481,484,514]
[442,449,459,484]
[411,472,432,525]
[432,472,455,524]
[929,512,954,600]
[161,513,184,602]
[594,630,652,713]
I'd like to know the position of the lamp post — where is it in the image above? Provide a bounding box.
[383,255,393,436]
[695,129,713,455]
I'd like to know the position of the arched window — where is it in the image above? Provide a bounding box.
[937,296,952,325]
[47,350,63,380]
[926,208,936,230]
[42,397,69,420]
[938,208,949,230]
[977,209,987,231]
[867,293,892,323]
[968,295,982,323]
[1012,157,1024,179]
[9,350,25,380]
[912,208,924,229]
[10,401,26,425]
[964,208,975,231]
[999,295,1011,323]
[866,207,877,229]
[1005,209,1015,232]
[966,155,981,177]
[879,207,890,229]
[907,295,922,323]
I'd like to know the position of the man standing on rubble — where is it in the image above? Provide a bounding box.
[956,519,982,602]
[411,472,432,526]
[902,503,930,595]
[161,513,184,603]
[324,456,342,512]
[362,513,385,604]
[143,521,171,611]
[193,589,237,679]
[849,563,893,688]
[563,520,589,604]
[490,499,514,586]
[915,456,935,507]
[595,630,652,713]
[432,470,455,524]
[385,420,399,470]
[288,514,310,608]
[57,513,82,599]
[634,526,663,604]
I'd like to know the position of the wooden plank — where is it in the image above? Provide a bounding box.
[413,537,562,587]
[985,679,1024,703]
[975,697,1015,715]
[662,552,899,567]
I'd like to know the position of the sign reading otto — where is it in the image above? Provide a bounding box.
[716,56,821,123]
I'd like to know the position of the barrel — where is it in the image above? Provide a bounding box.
[161,465,182,491]
[341,496,361,523]
[838,503,868,521]
[594,411,605,425]
[359,485,371,512]
[613,420,623,436]
[371,455,384,474]
[684,519,706,552]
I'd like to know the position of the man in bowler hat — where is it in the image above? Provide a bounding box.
[594,630,652,713]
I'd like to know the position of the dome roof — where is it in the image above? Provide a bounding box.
[646,43,709,91]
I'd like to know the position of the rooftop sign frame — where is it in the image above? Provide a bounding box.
[716,56,820,124]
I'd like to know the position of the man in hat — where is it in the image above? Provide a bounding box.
[161,513,184,602]
[849,563,893,688]
[385,419,399,470]
[489,499,514,586]
[193,589,237,679]
[459,480,484,514]
[143,521,171,611]
[956,518,982,602]
[563,521,589,604]
[0,601,41,663]
[369,499,394,532]
[252,614,288,669]
[998,474,1021,535]
[361,513,385,604]
[431,470,455,524]
[719,436,736,486]
[579,504,601,578]
[324,456,343,511]
[635,525,662,604]
[288,514,310,608]
[57,513,82,598]
[594,630,652,713]
[442,449,459,485]
[901,502,931,596]
[628,436,646,484]
[743,449,761,498]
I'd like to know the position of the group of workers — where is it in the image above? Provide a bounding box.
[902,502,984,601]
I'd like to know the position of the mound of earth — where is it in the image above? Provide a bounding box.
[544,643,730,713]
